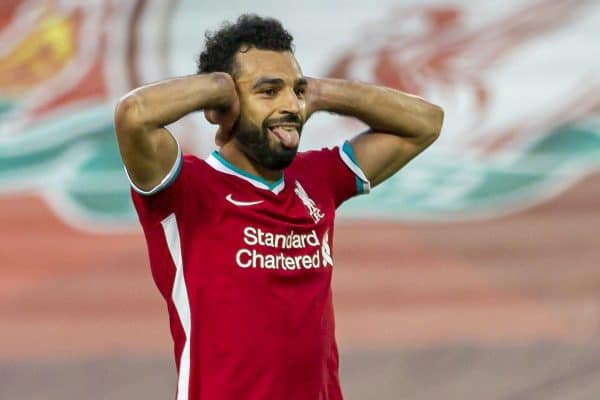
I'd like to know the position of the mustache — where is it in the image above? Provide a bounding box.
[265,114,303,127]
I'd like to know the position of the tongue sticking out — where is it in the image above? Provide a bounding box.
[269,126,299,148]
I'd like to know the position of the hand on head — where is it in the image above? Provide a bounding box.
[204,74,241,146]
[303,77,320,122]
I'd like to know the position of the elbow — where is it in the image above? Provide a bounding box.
[114,93,146,133]
[423,104,444,144]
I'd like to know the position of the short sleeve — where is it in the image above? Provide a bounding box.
[294,140,370,208]
[127,147,196,224]
[338,140,371,196]
[125,143,183,196]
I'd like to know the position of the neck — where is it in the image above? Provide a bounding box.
[218,141,283,183]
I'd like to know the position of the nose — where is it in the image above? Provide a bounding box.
[280,87,302,115]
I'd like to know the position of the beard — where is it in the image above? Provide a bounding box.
[233,112,302,170]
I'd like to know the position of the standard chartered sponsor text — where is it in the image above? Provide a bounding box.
[243,226,319,248]
[236,227,332,270]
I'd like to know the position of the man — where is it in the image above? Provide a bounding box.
[115,14,443,400]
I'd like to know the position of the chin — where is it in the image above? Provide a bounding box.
[261,147,298,170]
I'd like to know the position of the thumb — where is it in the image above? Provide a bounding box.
[214,126,232,147]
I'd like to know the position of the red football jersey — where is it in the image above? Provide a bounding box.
[130,141,370,400]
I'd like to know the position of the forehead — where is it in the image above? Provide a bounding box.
[234,48,303,85]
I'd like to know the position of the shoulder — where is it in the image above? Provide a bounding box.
[182,153,206,169]
[130,152,212,218]
[179,152,217,181]
[285,147,344,198]
[289,146,340,171]
[287,142,370,205]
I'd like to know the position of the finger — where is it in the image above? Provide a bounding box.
[215,127,232,147]
[215,127,224,147]
[205,109,219,125]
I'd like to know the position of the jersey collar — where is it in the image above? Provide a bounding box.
[206,151,285,194]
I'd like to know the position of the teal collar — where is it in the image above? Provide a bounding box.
[206,151,285,194]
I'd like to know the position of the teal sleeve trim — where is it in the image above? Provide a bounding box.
[126,144,183,196]
[355,175,364,194]
[161,152,184,191]
[339,140,371,195]
[342,140,359,164]
[342,141,364,194]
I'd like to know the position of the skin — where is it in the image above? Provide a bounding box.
[114,47,444,191]
[217,48,308,181]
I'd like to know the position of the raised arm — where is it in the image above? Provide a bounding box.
[114,72,239,191]
[306,78,444,187]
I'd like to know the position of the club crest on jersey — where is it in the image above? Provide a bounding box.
[321,229,333,267]
[294,181,324,223]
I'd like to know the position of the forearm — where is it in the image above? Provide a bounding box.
[114,72,236,190]
[309,78,443,140]
[306,78,444,188]
[116,72,236,130]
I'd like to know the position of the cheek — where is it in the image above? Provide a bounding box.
[240,100,269,129]
[299,100,307,120]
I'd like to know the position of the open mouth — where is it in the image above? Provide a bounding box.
[268,124,300,148]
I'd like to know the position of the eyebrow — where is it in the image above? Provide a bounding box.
[252,77,307,90]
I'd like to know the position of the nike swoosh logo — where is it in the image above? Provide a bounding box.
[225,194,264,207]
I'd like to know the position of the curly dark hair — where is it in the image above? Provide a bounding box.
[197,14,294,77]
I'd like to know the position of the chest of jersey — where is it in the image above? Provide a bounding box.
[183,173,336,291]
[131,150,353,399]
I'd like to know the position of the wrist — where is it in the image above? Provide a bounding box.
[305,77,324,117]
[309,78,374,116]
[306,77,349,114]
[207,72,238,109]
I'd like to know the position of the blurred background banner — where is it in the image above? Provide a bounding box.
[1,1,599,399]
